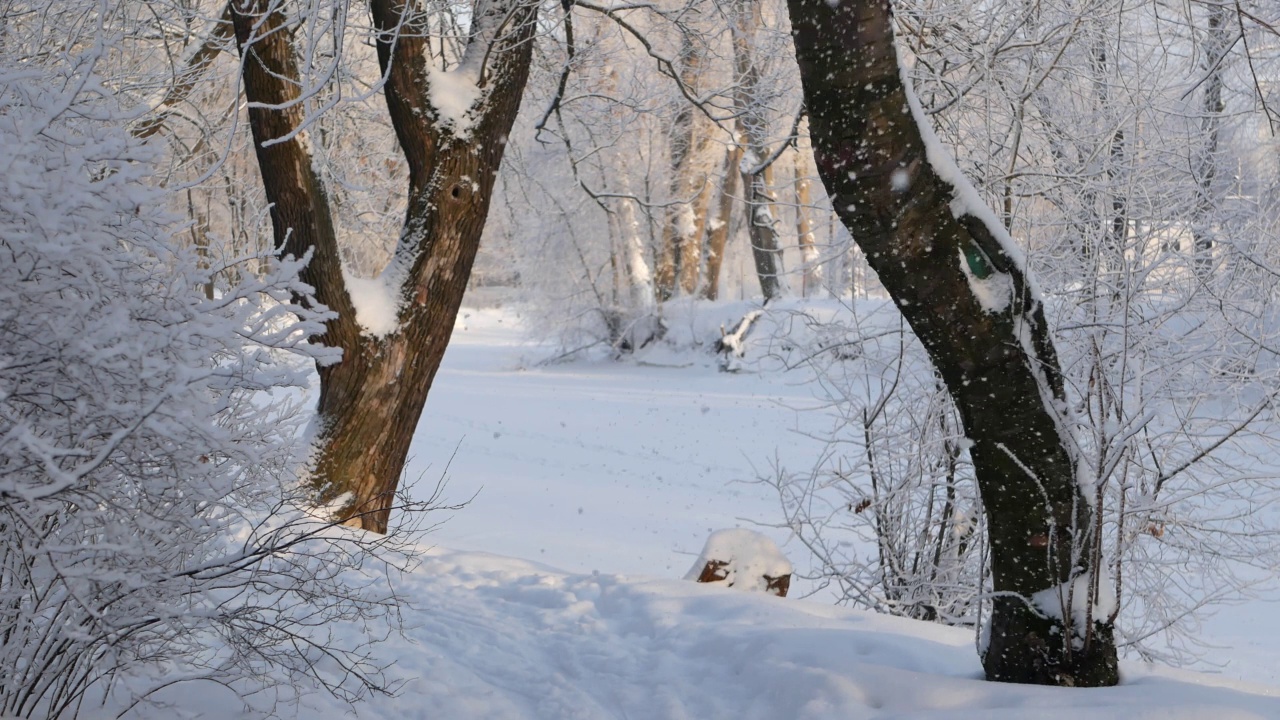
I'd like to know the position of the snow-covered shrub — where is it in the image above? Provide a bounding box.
[768,301,986,626]
[0,64,407,718]
[769,279,1280,659]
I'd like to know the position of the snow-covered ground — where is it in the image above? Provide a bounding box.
[122,303,1280,718]
[408,303,833,582]
[153,546,1279,720]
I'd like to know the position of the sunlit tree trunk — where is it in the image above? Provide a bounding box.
[234,0,537,533]
[655,29,715,299]
[701,143,743,301]
[733,0,784,301]
[794,127,823,297]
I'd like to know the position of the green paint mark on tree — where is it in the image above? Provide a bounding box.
[964,243,993,279]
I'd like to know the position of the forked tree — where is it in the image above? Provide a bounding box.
[232,0,537,532]
[788,0,1120,685]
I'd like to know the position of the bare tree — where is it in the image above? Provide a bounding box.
[655,24,716,299]
[732,0,784,301]
[788,0,1119,686]
[232,0,538,532]
[1192,1,1231,280]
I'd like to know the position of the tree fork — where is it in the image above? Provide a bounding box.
[235,0,537,533]
[787,0,1118,686]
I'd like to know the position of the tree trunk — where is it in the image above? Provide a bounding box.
[701,143,742,301]
[655,30,714,300]
[733,0,784,301]
[230,1,360,355]
[1193,2,1228,280]
[234,0,537,533]
[1089,31,1128,279]
[618,174,656,312]
[793,129,823,297]
[788,0,1118,686]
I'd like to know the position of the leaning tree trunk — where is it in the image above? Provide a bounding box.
[788,0,1118,686]
[234,0,537,533]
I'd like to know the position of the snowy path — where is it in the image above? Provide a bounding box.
[408,307,834,581]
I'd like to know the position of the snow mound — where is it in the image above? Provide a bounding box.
[684,528,792,593]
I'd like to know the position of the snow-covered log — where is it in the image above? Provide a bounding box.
[685,529,792,597]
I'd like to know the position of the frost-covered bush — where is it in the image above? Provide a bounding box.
[767,302,985,626]
[0,66,405,718]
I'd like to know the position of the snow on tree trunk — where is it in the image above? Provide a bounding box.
[655,28,715,300]
[618,174,657,312]
[788,0,1119,686]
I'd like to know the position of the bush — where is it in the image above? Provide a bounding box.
[0,62,411,718]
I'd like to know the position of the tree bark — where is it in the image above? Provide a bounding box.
[655,30,715,300]
[793,129,823,297]
[701,143,742,301]
[733,0,784,301]
[230,1,361,355]
[234,0,537,533]
[788,0,1118,686]
[1192,2,1228,280]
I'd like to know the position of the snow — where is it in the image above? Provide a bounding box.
[1033,573,1119,636]
[955,246,1013,313]
[890,167,910,192]
[675,203,698,240]
[427,65,482,136]
[422,0,520,137]
[124,546,1280,720]
[683,528,792,591]
[405,304,826,578]
[98,306,1280,717]
[342,268,402,337]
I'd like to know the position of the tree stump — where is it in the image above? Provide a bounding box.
[684,529,791,597]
